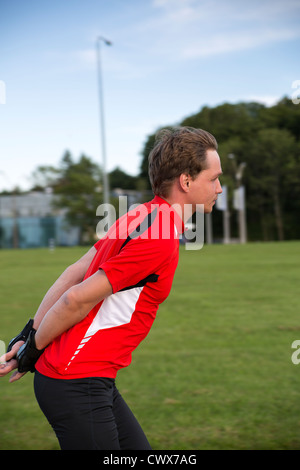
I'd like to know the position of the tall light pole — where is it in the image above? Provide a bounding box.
[96,36,112,215]
[228,154,247,244]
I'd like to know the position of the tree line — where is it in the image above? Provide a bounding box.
[140,97,300,242]
[24,96,300,243]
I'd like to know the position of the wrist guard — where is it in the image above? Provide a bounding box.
[7,319,35,354]
[16,330,45,373]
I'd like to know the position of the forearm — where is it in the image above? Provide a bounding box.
[0,248,99,382]
[35,290,91,349]
[33,266,82,329]
[35,270,112,350]
[33,247,96,330]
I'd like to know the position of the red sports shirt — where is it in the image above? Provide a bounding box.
[36,196,185,379]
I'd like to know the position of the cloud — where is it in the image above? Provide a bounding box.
[149,0,300,60]
[181,27,300,59]
[242,95,281,107]
[55,1,300,83]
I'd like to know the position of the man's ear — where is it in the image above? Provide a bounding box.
[179,174,190,193]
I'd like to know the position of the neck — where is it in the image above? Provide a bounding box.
[163,195,194,224]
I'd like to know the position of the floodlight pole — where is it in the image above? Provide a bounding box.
[96,36,112,216]
[236,162,247,244]
[228,154,247,244]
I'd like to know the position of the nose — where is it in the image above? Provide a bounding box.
[216,179,222,194]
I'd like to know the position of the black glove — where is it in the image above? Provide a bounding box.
[16,330,45,373]
[7,319,35,354]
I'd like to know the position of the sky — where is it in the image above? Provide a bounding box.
[1,0,300,191]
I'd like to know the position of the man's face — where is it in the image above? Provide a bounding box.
[188,149,223,213]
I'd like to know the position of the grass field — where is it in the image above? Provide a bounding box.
[0,241,300,450]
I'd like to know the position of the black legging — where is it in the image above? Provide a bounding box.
[34,371,152,450]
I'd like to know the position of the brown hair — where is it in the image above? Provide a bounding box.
[148,126,218,198]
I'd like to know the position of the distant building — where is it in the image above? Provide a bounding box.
[0,188,151,249]
[0,191,80,249]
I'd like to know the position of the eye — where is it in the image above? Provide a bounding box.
[213,175,221,182]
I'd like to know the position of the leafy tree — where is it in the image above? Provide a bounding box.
[32,151,103,244]
[245,128,297,241]
[181,102,263,142]
[109,167,137,190]
[139,98,300,242]
[53,152,102,244]
[30,165,61,191]
[258,97,300,140]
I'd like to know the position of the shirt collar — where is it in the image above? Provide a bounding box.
[152,195,186,235]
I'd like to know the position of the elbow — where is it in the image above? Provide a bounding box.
[62,286,80,311]
[61,286,88,323]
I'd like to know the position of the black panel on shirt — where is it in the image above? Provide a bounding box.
[120,207,158,251]
[119,273,159,292]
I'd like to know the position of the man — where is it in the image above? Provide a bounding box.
[0,127,222,450]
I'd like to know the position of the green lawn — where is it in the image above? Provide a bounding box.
[1,241,300,450]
